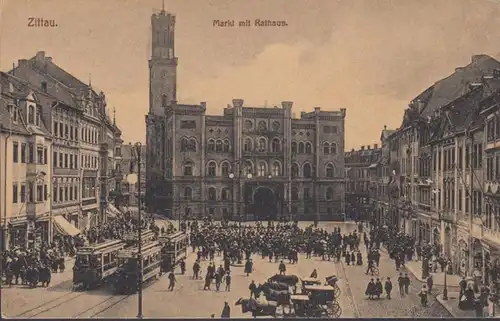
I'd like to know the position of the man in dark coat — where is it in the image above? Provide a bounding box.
[221,301,230,318]
[245,259,253,277]
[249,280,257,298]
[384,277,392,299]
[279,260,286,275]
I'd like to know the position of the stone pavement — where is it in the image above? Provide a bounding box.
[2,247,357,318]
[338,223,452,318]
[404,258,462,288]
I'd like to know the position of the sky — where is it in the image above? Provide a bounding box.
[1,0,500,150]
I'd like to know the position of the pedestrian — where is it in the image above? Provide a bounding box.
[385,277,392,299]
[221,301,230,318]
[215,272,222,292]
[245,259,253,277]
[426,275,433,293]
[403,273,410,295]
[398,273,405,296]
[225,272,231,292]
[168,270,176,291]
[279,260,286,275]
[249,280,257,298]
[179,259,186,275]
[193,260,200,280]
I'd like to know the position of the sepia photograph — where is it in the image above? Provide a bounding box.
[1,0,500,318]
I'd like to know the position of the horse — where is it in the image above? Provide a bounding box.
[262,281,290,291]
[235,297,277,318]
[256,285,292,314]
[268,274,299,292]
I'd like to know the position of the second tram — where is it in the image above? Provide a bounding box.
[113,241,163,294]
[159,231,188,272]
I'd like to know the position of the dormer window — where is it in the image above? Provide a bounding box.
[35,106,42,126]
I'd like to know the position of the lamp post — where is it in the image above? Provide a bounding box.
[126,142,143,319]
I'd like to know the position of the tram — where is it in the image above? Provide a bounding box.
[113,241,163,294]
[159,231,188,272]
[72,239,126,289]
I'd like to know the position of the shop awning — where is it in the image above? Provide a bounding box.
[53,215,80,237]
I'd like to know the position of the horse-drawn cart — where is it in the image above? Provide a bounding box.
[301,285,342,318]
[325,275,342,297]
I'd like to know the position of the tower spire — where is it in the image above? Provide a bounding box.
[161,0,165,14]
[88,73,92,87]
[113,106,116,125]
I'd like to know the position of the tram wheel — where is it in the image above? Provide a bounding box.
[328,302,342,318]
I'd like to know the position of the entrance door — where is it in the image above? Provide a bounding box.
[253,187,278,221]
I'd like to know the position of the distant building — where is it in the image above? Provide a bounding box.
[145,9,346,221]
[344,145,381,221]
[116,143,146,208]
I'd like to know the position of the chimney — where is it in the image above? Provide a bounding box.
[46,57,52,63]
[351,148,355,152]
[374,144,378,149]
[200,102,206,109]
[232,99,243,108]
[18,59,29,68]
[361,146,365,150]
[314,107,321,112]
[301,111,306,117]
[36,51,45,63]
[340,108,346,118]
[367,145,371,150]
[281,101,293,109]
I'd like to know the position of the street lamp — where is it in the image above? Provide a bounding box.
[126,142,143,319]
[443,260,449,300]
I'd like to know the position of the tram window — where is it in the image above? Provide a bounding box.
[90,255,101,267]
[103,253,111,265]
[76,255,89,267]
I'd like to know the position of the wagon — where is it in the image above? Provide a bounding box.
[301,285,342,318]
[301,277,322,287]
[290,295,310,317]
[325,275,342,297]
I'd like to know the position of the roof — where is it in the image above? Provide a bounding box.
[0,98,30,135]
[380,128,397,141]
[414,55,500,119]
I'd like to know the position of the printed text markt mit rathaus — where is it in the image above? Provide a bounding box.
[213,19,289,27]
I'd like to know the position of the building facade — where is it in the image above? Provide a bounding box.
[1,72,52,249]
[345,145,381,221]
[369,55,500,278]
[1,52,123,249]
[145,9,346,221]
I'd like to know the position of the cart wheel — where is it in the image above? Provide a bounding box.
[328,302,342,318]
[334,285,342,297]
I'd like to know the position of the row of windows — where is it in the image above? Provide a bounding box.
[486,154,500,181]
[486,116,500,143]
[183,187,232,201]
[82,178,97,198]
[53,121,78,141]
[12,183,48,203]
[243,137,282,153]
[433,143,483,173]
[81,126,100,144]
[53,151,78,169]
[82,154,99,169]
[13,142,48,165]
[207,139,231,153]
[53,185,79,203]
[244,120,280,132]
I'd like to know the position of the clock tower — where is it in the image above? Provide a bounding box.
[145,4,177,213]
[149,5,177,116]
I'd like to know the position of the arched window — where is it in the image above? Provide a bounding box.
[291,163,299,178]
[180,137,188,152]
[258,162,266,177]
[291,188,299,201]
[258,120,267,131]
[330,143,337,154]
[188,138,197,152]
[208,187,217,201]
[326,163,335,178]
[323,142,330,154]
[207,161,217,177]
[223,140,230,152]
[215,140,223,152]
[305,142,312,154]
[257,138,266,152]
[162,94,168,106]
[244,161,254,176]
[184,187,193,200]
[244,138,253,152]
[207,139,215,152]
[298,142,305,154]
[221,188,231,201]
[272,162,281,176]
[291,142,297,154]
[183,161,193,176]
[244,120,253,130]
[303,163,312,178]
[326,187,334,200]
[221,162,230,177]
[271,138,281,153]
